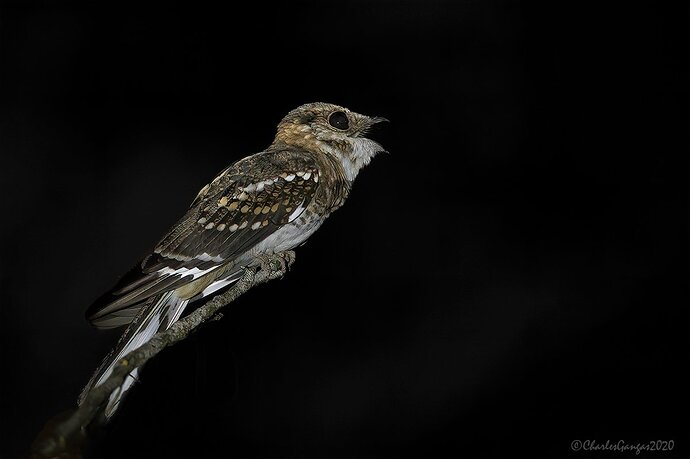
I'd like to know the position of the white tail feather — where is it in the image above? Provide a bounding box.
[79,291,189,419]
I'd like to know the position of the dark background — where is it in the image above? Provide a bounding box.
[0,1,687,458]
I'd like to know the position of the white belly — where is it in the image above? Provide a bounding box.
[196,211,327,299]
[250,212,325,255]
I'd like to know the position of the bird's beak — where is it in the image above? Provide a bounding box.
[367,116,389,126]
[359,115,389,154]
[359,115,389,134]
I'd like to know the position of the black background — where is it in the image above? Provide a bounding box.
[0,1,687,458]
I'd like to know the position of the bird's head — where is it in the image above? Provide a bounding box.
[274,102,388,181]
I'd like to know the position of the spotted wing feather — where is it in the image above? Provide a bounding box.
[86,148,320,326]
[155,150,320,261]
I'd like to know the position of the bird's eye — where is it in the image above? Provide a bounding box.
[328,111,349,130]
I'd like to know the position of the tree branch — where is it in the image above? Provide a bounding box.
[31,252,294,459]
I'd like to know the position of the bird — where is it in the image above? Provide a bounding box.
[78,102,388,418]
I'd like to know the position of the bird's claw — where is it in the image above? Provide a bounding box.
[257,251,296,281]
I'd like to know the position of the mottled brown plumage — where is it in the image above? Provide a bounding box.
[81,102,386,417]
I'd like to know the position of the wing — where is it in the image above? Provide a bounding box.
[86,147,321,326]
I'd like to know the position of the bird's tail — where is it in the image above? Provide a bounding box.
[78,290,189,419]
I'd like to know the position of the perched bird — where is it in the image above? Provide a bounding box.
[79,102,387,418]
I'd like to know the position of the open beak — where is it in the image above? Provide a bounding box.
[359,115,389,154]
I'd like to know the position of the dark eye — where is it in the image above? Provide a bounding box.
[328,111,349,130]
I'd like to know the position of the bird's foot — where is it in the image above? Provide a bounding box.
[256,251,295,282]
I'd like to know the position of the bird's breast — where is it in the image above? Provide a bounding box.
[250,207,327,256]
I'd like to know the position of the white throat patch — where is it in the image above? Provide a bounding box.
[339,138,384,181]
